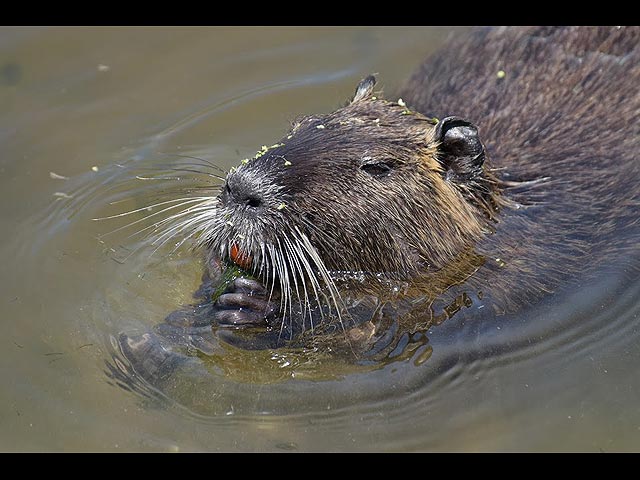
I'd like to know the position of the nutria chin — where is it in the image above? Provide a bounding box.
[118,26,640,373]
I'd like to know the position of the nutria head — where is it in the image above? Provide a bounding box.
[197,76,501,312]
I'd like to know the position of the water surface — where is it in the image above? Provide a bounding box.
[1,26,639,452]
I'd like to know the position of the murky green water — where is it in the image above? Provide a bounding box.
[1,26,639,452]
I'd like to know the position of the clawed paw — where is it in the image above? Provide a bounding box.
[214,277,279,328]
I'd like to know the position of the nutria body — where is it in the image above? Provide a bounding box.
[119,26,640,377]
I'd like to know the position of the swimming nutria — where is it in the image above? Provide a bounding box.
[118,26,640,376]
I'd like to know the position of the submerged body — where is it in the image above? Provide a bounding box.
[119,26,640,378]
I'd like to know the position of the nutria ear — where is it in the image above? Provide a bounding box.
[435,116,485,182]
[351,75,377,103]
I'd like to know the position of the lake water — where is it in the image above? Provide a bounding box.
[1,26,639,452]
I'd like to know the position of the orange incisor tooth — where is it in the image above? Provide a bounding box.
[230,243,252,270]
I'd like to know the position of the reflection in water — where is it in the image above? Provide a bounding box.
[102,260,640,423]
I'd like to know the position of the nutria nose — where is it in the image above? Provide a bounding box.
[222,176,264,210]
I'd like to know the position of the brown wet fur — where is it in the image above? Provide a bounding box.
[396,26,640,312]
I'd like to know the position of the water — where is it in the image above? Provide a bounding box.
[1,26,639,452]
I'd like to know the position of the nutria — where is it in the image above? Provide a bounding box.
[117,26,640,379]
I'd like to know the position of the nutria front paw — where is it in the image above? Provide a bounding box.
[214,277,279,328]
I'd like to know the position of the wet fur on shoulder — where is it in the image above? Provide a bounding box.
[399,26,640,311]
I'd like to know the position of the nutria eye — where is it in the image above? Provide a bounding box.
[360,159,393,178]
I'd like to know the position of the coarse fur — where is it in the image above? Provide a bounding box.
[397,26,640,312]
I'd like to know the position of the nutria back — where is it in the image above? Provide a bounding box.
[397,26,640,312]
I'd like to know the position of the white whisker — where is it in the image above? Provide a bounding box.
[282,235,308,330]
[293,226,346,333]
[93,196,211,221]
